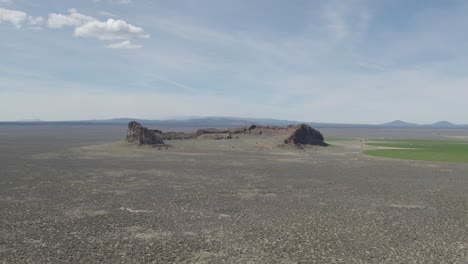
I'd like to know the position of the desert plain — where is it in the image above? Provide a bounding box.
[0,125,467,263]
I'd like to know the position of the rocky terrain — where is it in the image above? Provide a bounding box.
[0,126,466,263]
[126,121,164,145]
[127,121,326,146]
[155,128,233,141]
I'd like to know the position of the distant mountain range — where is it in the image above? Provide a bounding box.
[380,120,420,127]
[380,120,460,128]
[1,117,467,128]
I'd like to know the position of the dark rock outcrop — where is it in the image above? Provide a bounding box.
[197,133,232,140]
[156,131,196,140]
[229,124,326,146]
[195,129,231,139]
[195,128,226,135]
[127,121,164,145]
[285,124,327,146]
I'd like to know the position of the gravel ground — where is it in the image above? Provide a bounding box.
[0,126,467,263]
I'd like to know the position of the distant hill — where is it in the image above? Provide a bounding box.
[380,120,419,127]
[425,121,456,127]
[381,120,466,128]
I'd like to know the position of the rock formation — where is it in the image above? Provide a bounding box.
[127,121,165,145]
[285,124,326,146]
[126,121,326,146]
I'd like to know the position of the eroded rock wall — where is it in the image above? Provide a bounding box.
[127,121,165,145]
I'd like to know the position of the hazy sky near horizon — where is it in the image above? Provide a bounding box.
[0,0,467,123]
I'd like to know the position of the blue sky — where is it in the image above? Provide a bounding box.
[0,0,467,123]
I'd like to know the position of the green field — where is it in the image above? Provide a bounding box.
[364,139,468,163]
[325,137,358,142]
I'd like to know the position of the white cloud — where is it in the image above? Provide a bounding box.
[47,8,96,28]
[74,18,149,41]
[28,16,43,25]
[0,7,26,28]
[106,40,142,49]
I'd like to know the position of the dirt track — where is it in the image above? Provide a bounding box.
[0,126,467,263]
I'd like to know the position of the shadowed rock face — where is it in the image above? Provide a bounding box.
[286,124,326,146]
[127,121,164,145]
[228,124,326,146]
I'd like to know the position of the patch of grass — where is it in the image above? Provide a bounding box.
[326,137,358,141]
[364,139,468,163]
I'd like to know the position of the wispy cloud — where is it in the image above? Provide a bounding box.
[113,0,132,4]
[321,0,371,41]
[0,88,281,121]
[355,60,388,71]
[98,11,119,18]
[151,16,234,44]
[93,0,132,5]
[106,40,141,49]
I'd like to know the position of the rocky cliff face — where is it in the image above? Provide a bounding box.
[127,121,164,145]
[228,125,289,136]
[285,124,326,146]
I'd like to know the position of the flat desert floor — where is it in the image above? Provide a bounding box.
[0,126,467,263]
